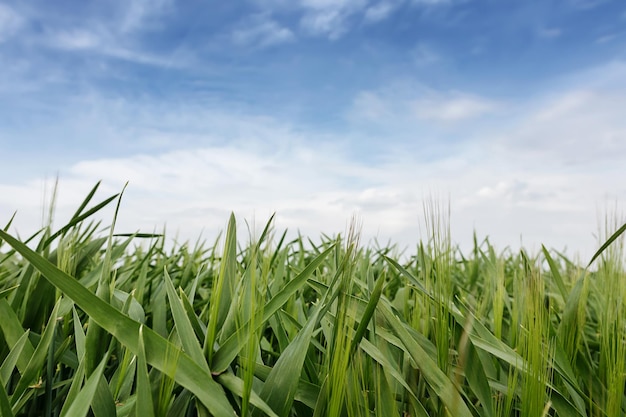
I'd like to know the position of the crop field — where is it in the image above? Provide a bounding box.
[0,183,625,417]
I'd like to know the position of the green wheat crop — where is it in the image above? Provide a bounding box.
[0,182,625,417]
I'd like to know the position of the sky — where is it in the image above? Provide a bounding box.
[1,0,625,260]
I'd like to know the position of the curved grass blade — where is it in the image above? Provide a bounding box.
[0,228,237,417]
[0,285,18,300]
[43,193,120,248]
[0,331,30,386]
[587,222,626,268]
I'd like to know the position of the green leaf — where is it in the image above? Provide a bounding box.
[0,331,30,386]
[136,326,155,417]
[163,268,208,371]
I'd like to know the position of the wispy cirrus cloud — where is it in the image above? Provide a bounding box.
[231,14,295,48]
[349,84,499,129]
[413,93,498,121]
[0,3,23,42]
[537,27,562,39]
[363,1,399,22]
[297,0,367,39]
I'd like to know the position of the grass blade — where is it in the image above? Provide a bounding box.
[587,222,626,268]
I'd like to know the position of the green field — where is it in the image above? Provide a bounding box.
[1,183,625,417]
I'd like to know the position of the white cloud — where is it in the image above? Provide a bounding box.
[299,8,351,39]
[3,129,618,260]
[413,93,497,121]
[411,0,450,4]
[537,27,562,39]
[0,3,23,42]
[411,42,441,66]
[232,14,295,48]
[119,0,173,33]
[50,29,102,50]
[363,1,400,22]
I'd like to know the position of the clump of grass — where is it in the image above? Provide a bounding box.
[0,183,625,417]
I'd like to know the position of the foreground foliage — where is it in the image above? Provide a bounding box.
[0,183,625,417]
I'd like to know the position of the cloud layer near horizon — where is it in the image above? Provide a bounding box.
[2,61,625,260]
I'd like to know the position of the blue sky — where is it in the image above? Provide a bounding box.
[1,0,625,258]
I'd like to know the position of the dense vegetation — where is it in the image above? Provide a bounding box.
[0,183,625,417]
